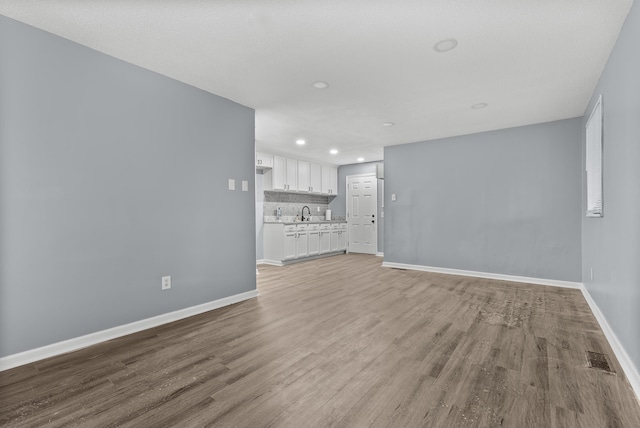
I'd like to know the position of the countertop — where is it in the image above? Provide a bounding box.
[263,220,347,225]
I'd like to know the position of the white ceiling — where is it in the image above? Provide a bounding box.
[0,1,633,166]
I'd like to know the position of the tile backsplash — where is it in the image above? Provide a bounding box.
[264,191,330,221]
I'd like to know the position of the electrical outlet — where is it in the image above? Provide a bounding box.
[228,179,235,191]
[162,276,171,290]
[391,193,397,201]
[317,207,320,212]
[242,180,248,191]
[381,211,384,218]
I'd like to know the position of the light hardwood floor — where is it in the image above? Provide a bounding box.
[1,254,639,427]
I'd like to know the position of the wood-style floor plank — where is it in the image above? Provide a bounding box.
[1,254,639,427]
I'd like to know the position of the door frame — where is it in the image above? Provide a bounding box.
[345,173,378,254]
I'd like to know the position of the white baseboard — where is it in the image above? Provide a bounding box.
[0,289,259,372]
[256,259,266,265]
[376,252,384,257]
[260,259,284,266]
[381,262,582,289]
[580,285,640,402]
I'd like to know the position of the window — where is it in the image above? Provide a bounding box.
[586,95,603,217]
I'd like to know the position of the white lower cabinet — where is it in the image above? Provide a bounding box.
[263,222,346,264]
[296,225,309,258]
[330,223,347,252]
[338,223,347,251]
[330,224,339,252]
[308,224,320,256]
[283,225,297,261]
[319,224,331,255]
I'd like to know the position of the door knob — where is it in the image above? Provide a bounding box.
[372,220,375,223]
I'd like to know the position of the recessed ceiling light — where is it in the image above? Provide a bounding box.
[357,157,365,162]
[312,81,329,89]
[433,38,458,53]
[296,139,306,145]
[330,149,338,155]
[471,103,488,109]
[382,122,395,127]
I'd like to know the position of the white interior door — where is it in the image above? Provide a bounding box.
[347,174,377,254]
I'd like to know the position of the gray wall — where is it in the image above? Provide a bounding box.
[329,161,384,253]
[582,0,640,370]
[0,16,256,358]
[384,119,582,282]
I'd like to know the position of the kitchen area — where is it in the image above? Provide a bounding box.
[256,152,348,266]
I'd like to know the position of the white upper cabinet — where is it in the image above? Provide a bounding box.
[310,163,322,194]
[263,153,338,196]
[330,168,338,195]
[272,156,287,190]
[255,152,273,169]
[270,156,298,191]
[286,158,298,191]
[297,160,310,192]
[322,165,338,195]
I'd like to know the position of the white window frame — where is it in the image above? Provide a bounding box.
[586,95,603,218]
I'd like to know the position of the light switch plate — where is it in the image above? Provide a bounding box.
[228,179,235,190]
[391,193,397,201]
[242,180,248,191]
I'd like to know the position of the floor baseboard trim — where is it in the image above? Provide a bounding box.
[0,289,259,372]
[256,259,266,265]
[260,259,284,266]
[380,262,582,289]
[580,285,640,402]
[376,252,384,257]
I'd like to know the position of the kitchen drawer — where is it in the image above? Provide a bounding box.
[320,223,331,230]
[296,224,308,231]
[284,225,297,233]
[331,223,340,230]
[307,224,320,231]
[340,223,347,229]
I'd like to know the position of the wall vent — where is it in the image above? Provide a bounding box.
[587,351,614,373]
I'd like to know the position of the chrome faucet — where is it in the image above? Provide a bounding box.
[301,206,311,221]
